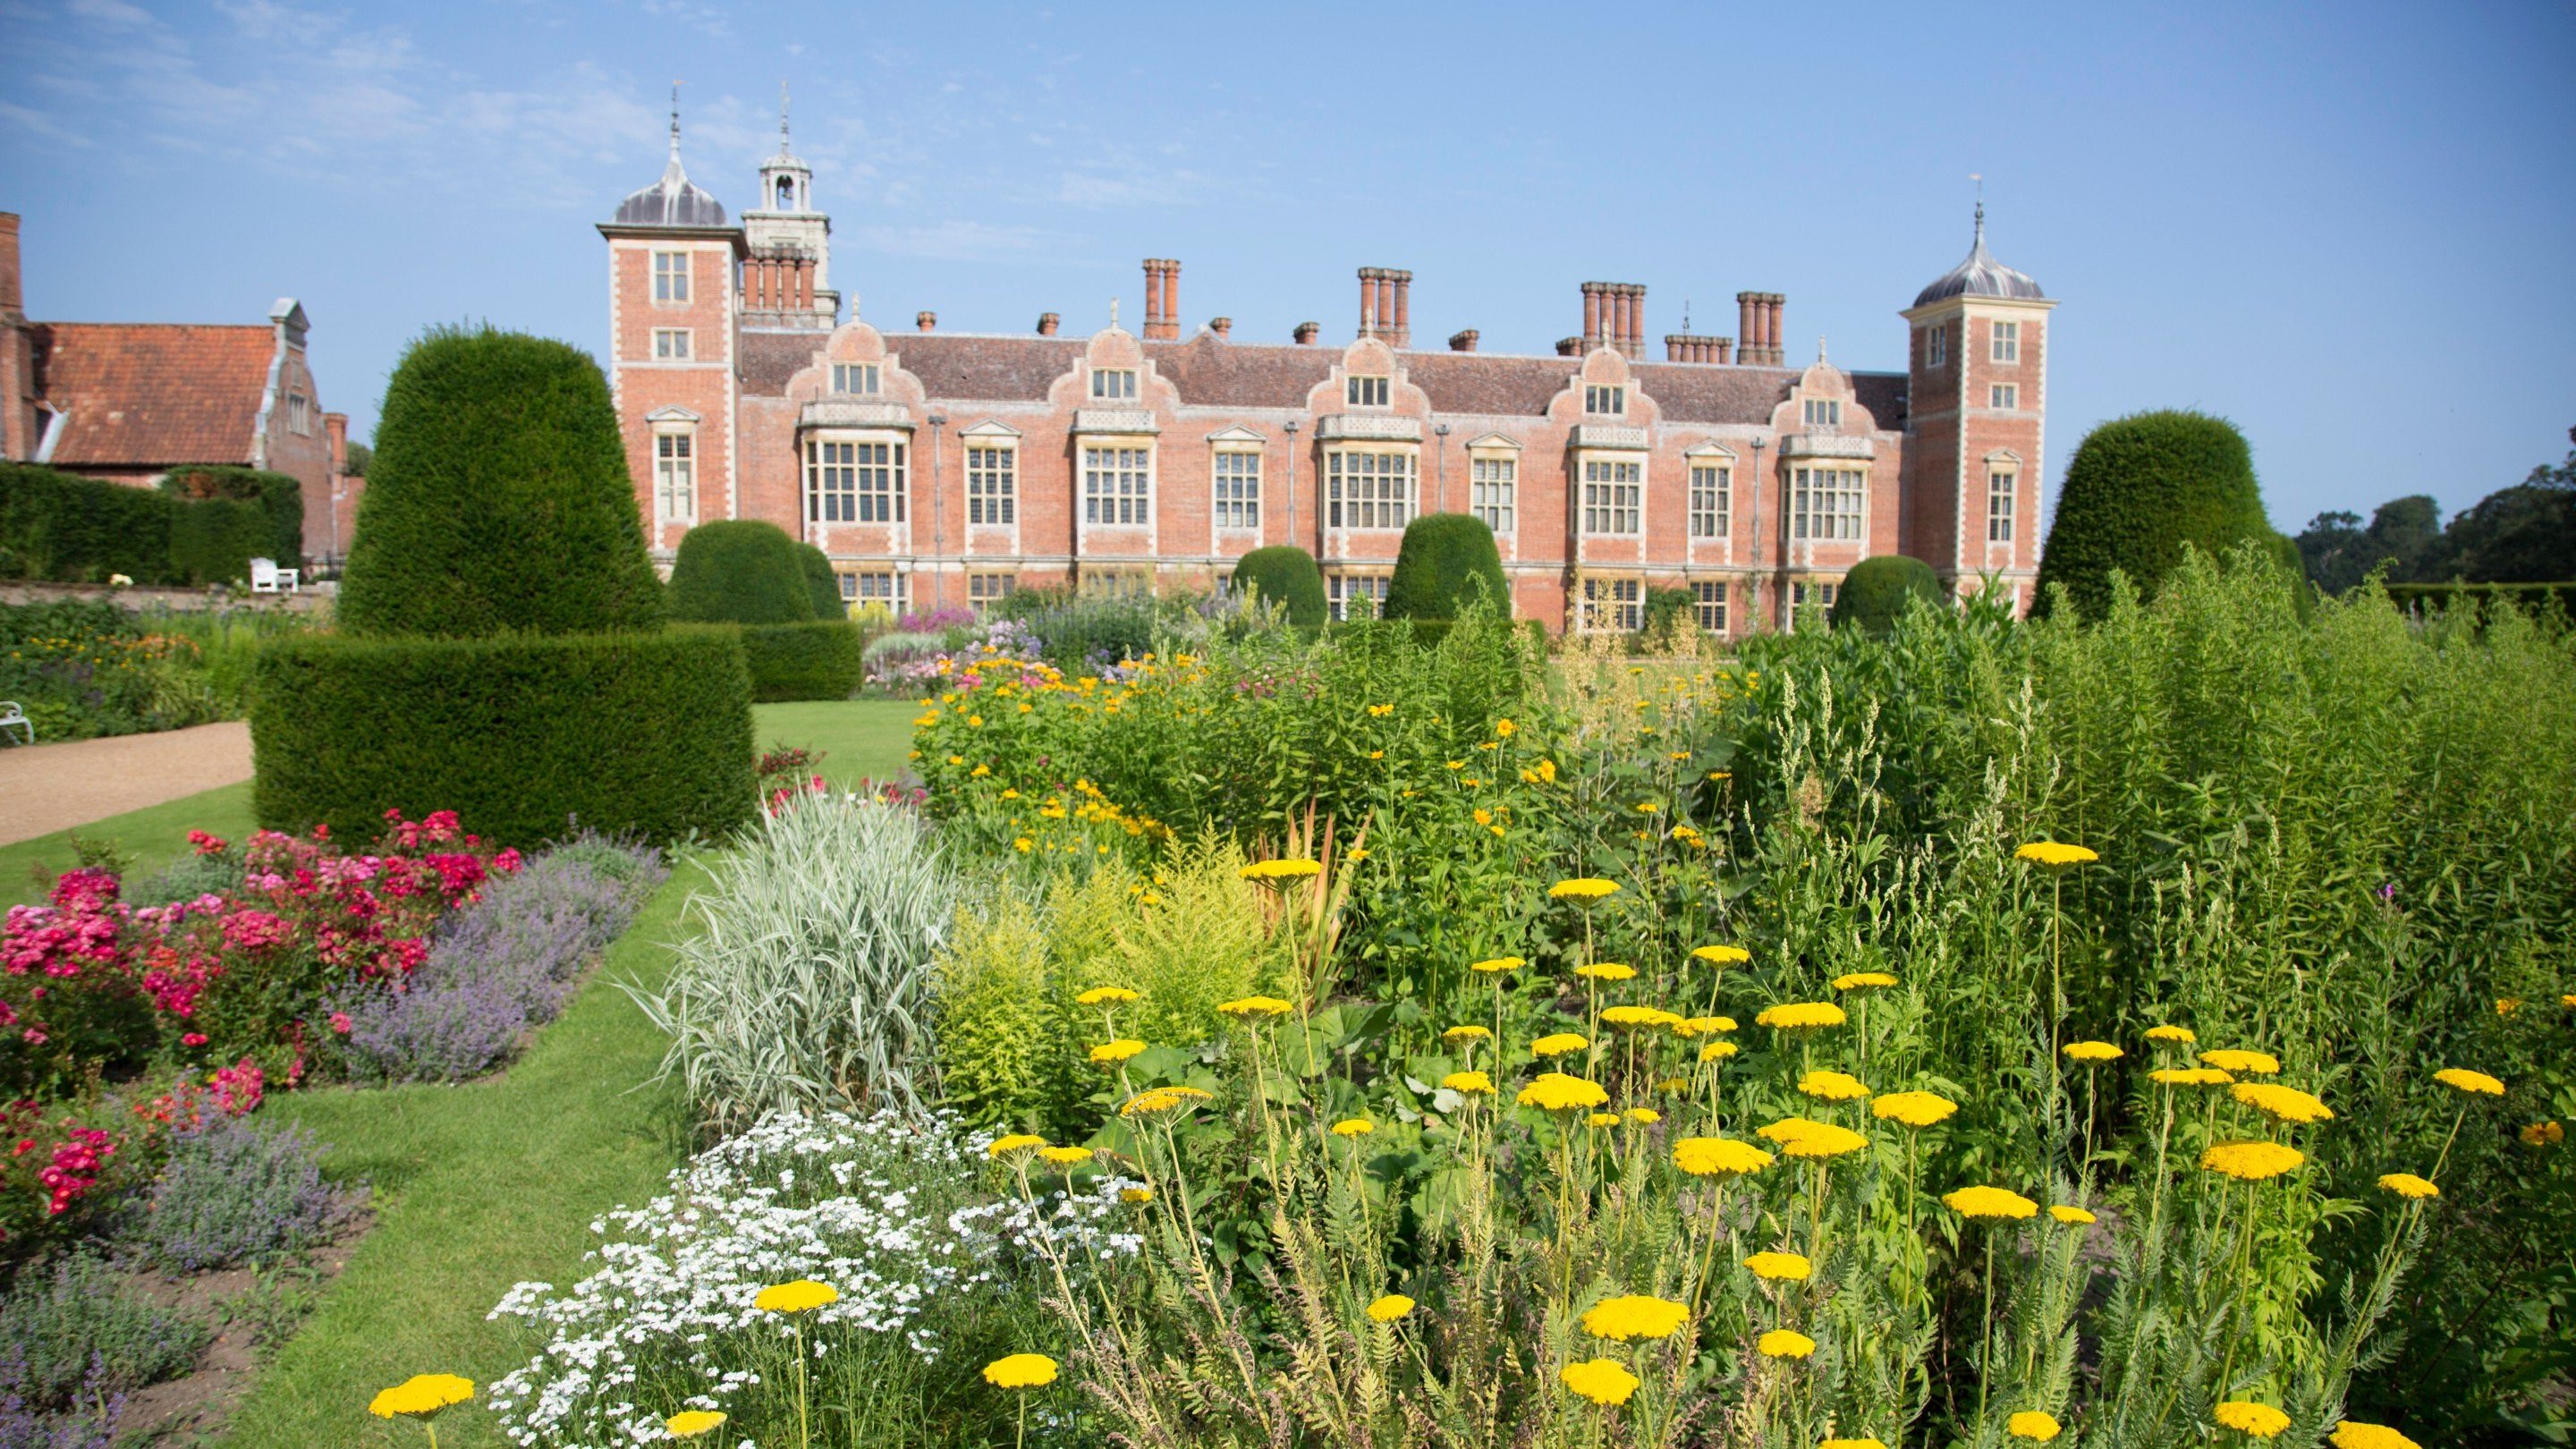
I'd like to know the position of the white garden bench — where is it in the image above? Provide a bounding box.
[250,557,301,593]
[0,700,30,746]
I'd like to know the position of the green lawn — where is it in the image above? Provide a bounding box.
[753,697,920,789]
[0,780,258,909]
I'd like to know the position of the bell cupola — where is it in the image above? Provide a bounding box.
[741,83,838,329]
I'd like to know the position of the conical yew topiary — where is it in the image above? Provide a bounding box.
[1384,513,1509,623]
[2033,410,2280,622]
[667,520,818,625]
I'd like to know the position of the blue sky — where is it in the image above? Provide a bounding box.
[4,0,2572,530]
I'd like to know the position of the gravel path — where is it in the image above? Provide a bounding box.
[0,721,255,846]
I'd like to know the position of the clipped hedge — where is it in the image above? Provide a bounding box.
[2384,580,2576,616]
[337,327,665,639]
[160,464,303,564]
[1232,545,1327,627]
[1829,555,1945,635]
[1384,513,1509,623]
[795,543,845,619]
[667,521,818,625]
[2034,410,2278,621]
[0,462,272,585]
[250,628,755,846]
[740,619,865,701]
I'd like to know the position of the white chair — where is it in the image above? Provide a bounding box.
[0,700,30,746]
[250,557,301,594]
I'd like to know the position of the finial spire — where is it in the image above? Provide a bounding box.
[1970,173,1985,242]
[1682,297,1691,332]
[1109,296,1119,328]
[668,81,683,163]
[779,80,792,151]
[1817,336,1828,365]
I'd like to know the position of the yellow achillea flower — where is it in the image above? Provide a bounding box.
[1331,1118,1374,1137]
[666,1410,727,1437]
[1077,986,1140,1006]
[2215,1402,2292,1437]
[988,1134,1046,1157]
[369,1373,475,1419]
[2146,1024,2198,1045]
[2150,1067,2233,1087]
[1587,1112,1622,1128]
[1118,1088,1198,1117]
[1578,962,1637,981]
[1471,955,1527,973]
[1691,945,1751,965]
[2200,1140,2306,1181]
[2433,1067,2505,1097]
[2063,1040,2123,1063]
[1833,971,1898,991]
[1798,1070,1869,1102]
[1089,1039,1146,1065]
[2200,1048,2281,1075]
[2008,1411,2063,1441]
[1757,1116,1828,1145]
[1240,859,1323,883]
[1549,878,1622,901]
[982,1353,1059,1389]
[1781,1123,1868,1158]
[2523,1121,2565,1146]
[1756,1328,1818,1359]
[1699,1041,1739,1063]
[2233,1082,2334,1124]
[1823,1441,1890,1449]
[1443,1023,1494,1042]
[1518,1072,1611,1112]
[2377,1173,2439,1199]
[1040,1146,1094,1166]
[1531,1032,1589,1058]
[1625,1107,1659,1124]
[1756,1001,1847,1030]
[1655,1076,1690,1093]
[2049,1205,2097,1225]
[2329,1423,2420,1449]
[755,1280,839,1314]
[1741,1250,1811,1282]
[1581,1294,1690,1341]
[2014,841,2098,869]
[1367,1293,1416,1322]
[1943,1186,2039,1220]
[1217,996,1293,1018]
[1871,1090,1959,1128]
[1674,1015,1735,1037]
[1602,1004,1682,1029]
[2496,997,2521,1015]
[1442,1071,1495,1096]
[1559,1358,1640,1406]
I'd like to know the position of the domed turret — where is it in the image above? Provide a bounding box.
[1913,202,2042,308]
[611,93,727,229]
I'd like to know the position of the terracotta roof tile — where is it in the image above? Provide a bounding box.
[35,323,276,468]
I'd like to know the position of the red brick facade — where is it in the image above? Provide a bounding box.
[602,140,2054,631]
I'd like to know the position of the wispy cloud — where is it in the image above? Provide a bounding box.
[853,219,1081,261]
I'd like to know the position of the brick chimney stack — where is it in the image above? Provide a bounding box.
[1140,259,1182,340]
[1735,292,1758,363]
[1556,335,1584,358]
[0,213,21,322]
[1208,316,1233,340]
[1359,267,1407,343]
[1449,328,1479,353]
[1037,311,1061,337]
[1664,334,1735,364]
[1294,320,1320,345]
[0,212,24,462]
[1767,295,1785,365]
[1389,269,1411,349]
[1623,284,1647,356]
[1580,282,1607,352]
[917,310,936,333]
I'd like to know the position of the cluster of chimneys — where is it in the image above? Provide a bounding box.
[909,257,1783,365]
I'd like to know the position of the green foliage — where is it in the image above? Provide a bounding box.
[739,619,865,701]
[248,627,755,845]
[0,461,275,585]
[1828,554,1945,635]
[666,521,819,625]
[633,795,961,1130]
[2033,409,2277,620]
[336,326,665,639]
[0,600,311,741]
[992,585,1170,673]
[1231,545,1327,627]
[795,542,845,619]
[161,463,304,564]
[0,1252,212,1411]
[1383,513,1508,623]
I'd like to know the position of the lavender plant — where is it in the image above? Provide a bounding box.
[115,1115,361,1273]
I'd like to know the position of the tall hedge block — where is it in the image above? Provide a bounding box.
[250,629,755,846]
[1829,555,1946,635]
[2034,410,2278,621]
[667,521,818,625]
[796,543,845,619]
[740,620,865,701]
[160,465,303,564]
[336,327,665,639]
[1384,513,1509,623]
[1232,546,1327,628]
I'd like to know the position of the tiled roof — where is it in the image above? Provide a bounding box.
[736,327,1904,428]
[33,323,276,468]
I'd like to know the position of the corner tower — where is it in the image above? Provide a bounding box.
[1899,201,2054,610]
[740,87,837,330]
[598,93,743,560]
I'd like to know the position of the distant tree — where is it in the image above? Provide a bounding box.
[2414,428,2576,583]
[343,441,372,477]
[2295,510,2366,593]
[2368,496,2443,575]
[2297,496,2445,594]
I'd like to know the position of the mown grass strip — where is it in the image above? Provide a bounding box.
[0,781,258,908]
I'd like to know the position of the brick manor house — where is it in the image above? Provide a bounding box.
[601,113,2055,631]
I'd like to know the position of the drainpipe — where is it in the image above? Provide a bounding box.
[928,413,947,608]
